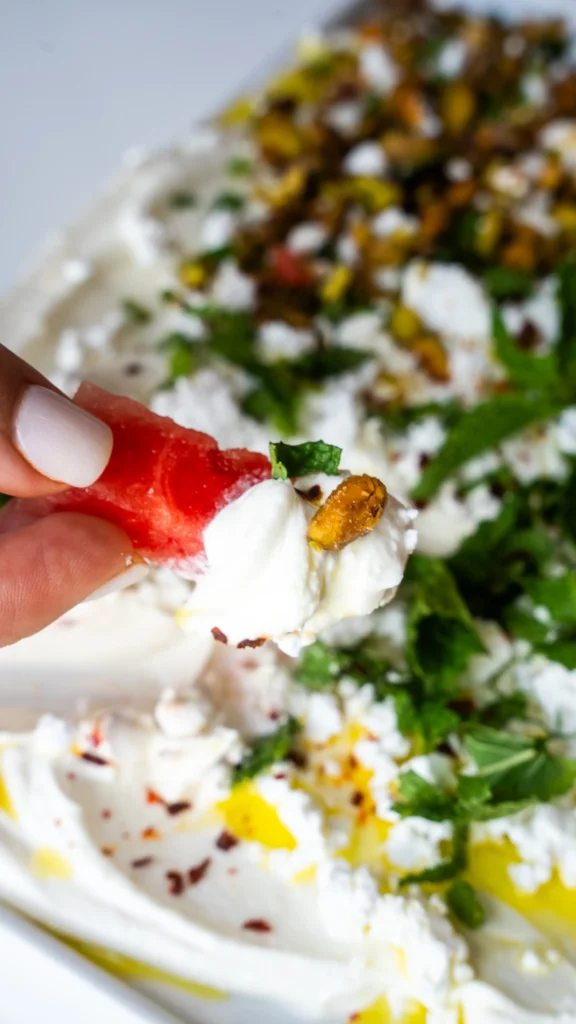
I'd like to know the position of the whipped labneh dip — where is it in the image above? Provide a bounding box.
[4,1,576,1022]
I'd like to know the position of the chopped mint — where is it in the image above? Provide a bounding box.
[232,717,300,784]
[484,266,533,301]
[158,332,198,383]
[446,880,485,929]
[211,192,245,212]
[406,556,485,690]
[464,726,576,804]
[0,494,11,509]
[169,191,198,209]
[492,310,557,393]
[524,573,576,625]
[294,641,351,691]
[121,298,152,326]
[227,156,253,177]
[557,258,576,393]
[413,393,560,501]
[393,770,456,823]
[269,440,342,480]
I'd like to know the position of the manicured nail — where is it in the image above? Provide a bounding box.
[14,385,113,487]
[84,562,150,602]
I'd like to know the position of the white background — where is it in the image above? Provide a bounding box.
[0,0,335,299]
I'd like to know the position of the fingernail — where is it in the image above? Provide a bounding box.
[14,385,113,487]
[84,562,150,602]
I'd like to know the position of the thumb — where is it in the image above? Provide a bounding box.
[0,342,113,497]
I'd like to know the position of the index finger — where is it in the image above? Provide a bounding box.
[0,344,113,497]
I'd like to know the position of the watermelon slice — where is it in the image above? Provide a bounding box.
[30,383,271,572]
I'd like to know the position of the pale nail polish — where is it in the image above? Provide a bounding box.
[14,385,113,487]
[84,563,150,602]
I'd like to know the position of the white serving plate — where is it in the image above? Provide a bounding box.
[1,0,575,1022]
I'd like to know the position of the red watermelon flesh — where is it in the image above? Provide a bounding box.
[31,382,271,572]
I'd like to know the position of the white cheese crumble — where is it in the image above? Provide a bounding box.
[359,44,399,93]
[402,261,491,343]
[181,475,417,653]
[343,141,388,177]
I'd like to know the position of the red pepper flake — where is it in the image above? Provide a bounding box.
[216,830,239,852]
[211,627,228,644]
[242,918,272,933]
[166,800,192,817]
[89,723,103,747]
[166,870,185,896]
[188,857,211,886]
[146,788,165,805]
[54,819,62,828]
[66,772,76,782]
[80,752,109,767]
[142,827,162,841]
[227,867,238,876]
[351,791,364,807]
[349,1013,360,1022]
[100,809,112,820]
[101,846,115,858]
[269,709,281,720]
[237,637,266,649]
[131,856,154,869]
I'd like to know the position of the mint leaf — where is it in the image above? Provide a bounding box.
[399,822,468,886]
[212,191,245,211]
[393,770,456,822]
[270,440,342,480]
[414,394,560,501]
[227,156,253,177]
[446,879,485,929]
[406,557,485,689]
[233,717,300,784]
[293,347,369,380]
[492,310,557,392]
[295,641,351,690]
[169,191,198,209]
[525,573,576,625]
[537,639,576,670]
[0,493,10,509]
[557,258,576,389]
[122,298,152,326]
[484,267,533,301]
[456,774,492,810]
[158,332,199,383]
[464,726,576,803]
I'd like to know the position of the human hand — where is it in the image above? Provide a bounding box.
[0,343,143,648]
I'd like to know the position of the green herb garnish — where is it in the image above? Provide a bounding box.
[492,310,557,393]
[121,298,152,326]
[484,267,533,301]
[212,191,245,211]
[413,393,560,501]
[269,440,342,480]
[232,717,301,784]
[227,156,253,177]
[446,880,485,929]
[0,494,11,509]
[169,191,198,209]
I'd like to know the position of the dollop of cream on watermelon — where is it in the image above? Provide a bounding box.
[33,382,271,574]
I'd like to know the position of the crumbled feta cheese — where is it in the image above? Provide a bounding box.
[257,321,316,363]
[539,119,576,170]
[343,141,388,177]
[200,208,237,251]
[372,207,418,238]
[436,38,468,78]
[286,222,328,254]
[336,235,360,266]
[62,259,92,284]
[324,101,364,135]
[336,311,384,352]
[501,422,567,484]
[445,158,472,182]
[386,817,453,872]
[359,44,399,93]
[557,407,576,454]
[211,259,255,310]
[489,165,530,200]
[402,261,491,343]
[522,73,549,107]
[55,329,83,374]
[303,693,343,744]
